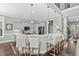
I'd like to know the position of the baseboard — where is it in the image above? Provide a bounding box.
[0,40,15,44]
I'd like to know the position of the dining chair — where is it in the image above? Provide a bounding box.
[16,35,30,56]
[39,35,50,55]
[76,39,79,56]
[24,35,31,56]
[46,35,55,56]
[29,35,40,56]
[49,48,55,56]
[47,42,55,56]
[60,40,65,51]
[55,36,60,55]
[58,35,65,53]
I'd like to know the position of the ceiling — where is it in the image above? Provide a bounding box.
[61,5,79,18]
[0,3,60,21]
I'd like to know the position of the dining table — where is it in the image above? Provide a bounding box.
[15,33,64,55]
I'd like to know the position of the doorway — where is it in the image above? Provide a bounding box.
[38,26,44,35]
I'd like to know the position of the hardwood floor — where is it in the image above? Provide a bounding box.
[59,38,77,56]
[0,42,16,56]
[0,38,77,56]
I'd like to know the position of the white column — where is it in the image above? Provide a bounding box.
[53,15,61,33]
[35,23,38,34]
[46,21,48,34]
[44,21,48,34]
[63,16,68,39]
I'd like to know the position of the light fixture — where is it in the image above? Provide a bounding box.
[30,3,34,24]
[48,22,49,24]
[76,18,79,21]
[31,3,33,6]
[56,25,60,29]
[47,6,49,21]
[47,6,49,8]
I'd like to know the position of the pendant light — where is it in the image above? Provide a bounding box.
[47,6,50,24]
[30,3,34,24]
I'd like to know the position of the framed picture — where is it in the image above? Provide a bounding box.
[6,24,13,30]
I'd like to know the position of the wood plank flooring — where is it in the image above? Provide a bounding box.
[0,42,16,56]
[59,39,77,56]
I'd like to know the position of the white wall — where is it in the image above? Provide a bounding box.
[4,16,26,34]
[4,16,48,34]
[0,22,2,29]
[63,16,67,38]
[70,3,79,7]
[0,16,49,43]
[53,15,62,33]
[48,20,53,34]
